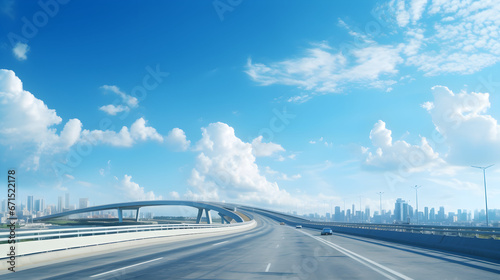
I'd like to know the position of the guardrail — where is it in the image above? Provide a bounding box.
[248,208,500,260]
[245,207,500,239]
[304,222,500,239]
[0,223,246,244]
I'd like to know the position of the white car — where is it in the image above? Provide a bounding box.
[296,225,302,228]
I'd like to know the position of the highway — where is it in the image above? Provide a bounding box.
[5,215,500,279]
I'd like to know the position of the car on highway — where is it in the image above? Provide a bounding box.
[280,222,285,225]
[296,225,302,228]
[321,228,333,235]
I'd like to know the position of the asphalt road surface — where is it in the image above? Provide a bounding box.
[4,215,500,279]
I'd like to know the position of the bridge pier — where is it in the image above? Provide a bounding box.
[219,213,230,224]
[118,208,123,223]
[135,208,140,222]
[205,209,212,224]
[196,208,203,224]
[195,208,213,224]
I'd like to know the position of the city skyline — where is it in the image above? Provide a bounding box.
[4,193,500,227]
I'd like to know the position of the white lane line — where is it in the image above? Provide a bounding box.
[276,244,280,248]
[213,241,228,246]
[265,263,271,272]
[90,257,163,278]
[299,231,413,280]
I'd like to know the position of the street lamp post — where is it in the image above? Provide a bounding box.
[412,185,421,224]
[472,164,494,227]
[377,192,384,223]
[359,196,362,223]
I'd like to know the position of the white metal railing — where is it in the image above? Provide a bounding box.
[0,222,250,243]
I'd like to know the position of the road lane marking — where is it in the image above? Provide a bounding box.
[213,241,228,246]
[265,263,271,272]
[298,231,413,280]
[90,257,163,278]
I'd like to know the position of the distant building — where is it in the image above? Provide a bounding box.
[27,195,34,214]
[334,206,341,221]
[79,198,89,209]
[58,196,64,213]
[34,199,44,213]
[438,207,445,221]
[430,208,435,221]
[65,193,70,209]
[394,198,404,221]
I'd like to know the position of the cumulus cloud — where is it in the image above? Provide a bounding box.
[130,118,163,142]
[0,69,83,168]
[0,69,166,170]
[81,118,163,147]
[186,122,298,205]
[424,86,500,165]
[117,175,162,201]
[165,128,190,151]
[362,120,444,172]
[12,42,29,61]
[251,136,285,157]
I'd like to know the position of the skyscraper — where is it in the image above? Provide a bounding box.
[334,206,341,221]
[79,198,89,209]
[438,206,445,221]
[394,198,404,221]
[34,198,44,212]
[58,196,64,213]
[424,207,429,222]
[65,193,70,209]
[27,195,34,214]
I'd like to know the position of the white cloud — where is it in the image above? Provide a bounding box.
[117,175,162,201]
[186,122,298,205]
[402,0,500,75]
[165,128,190,151]
[81,118,163,147]
[287,94,312,104]
[363,120,444,172]
[279,173,302,181]
[424,85,500,165]
[251,136,285,157]
[395,0,410,27]
[410,0,428,24]
[101,85,138,108]
[0,69,83,168]
[12,42,29,61]
[246,43,401,97]
[99,104,130,115]
[247,1,500,99]
[130,118,163,142]
[169,191,180,199]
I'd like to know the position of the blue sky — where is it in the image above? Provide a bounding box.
[1,0,500,216]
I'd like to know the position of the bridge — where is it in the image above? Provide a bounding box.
[3,201,500,279]
[33,200,245,224]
